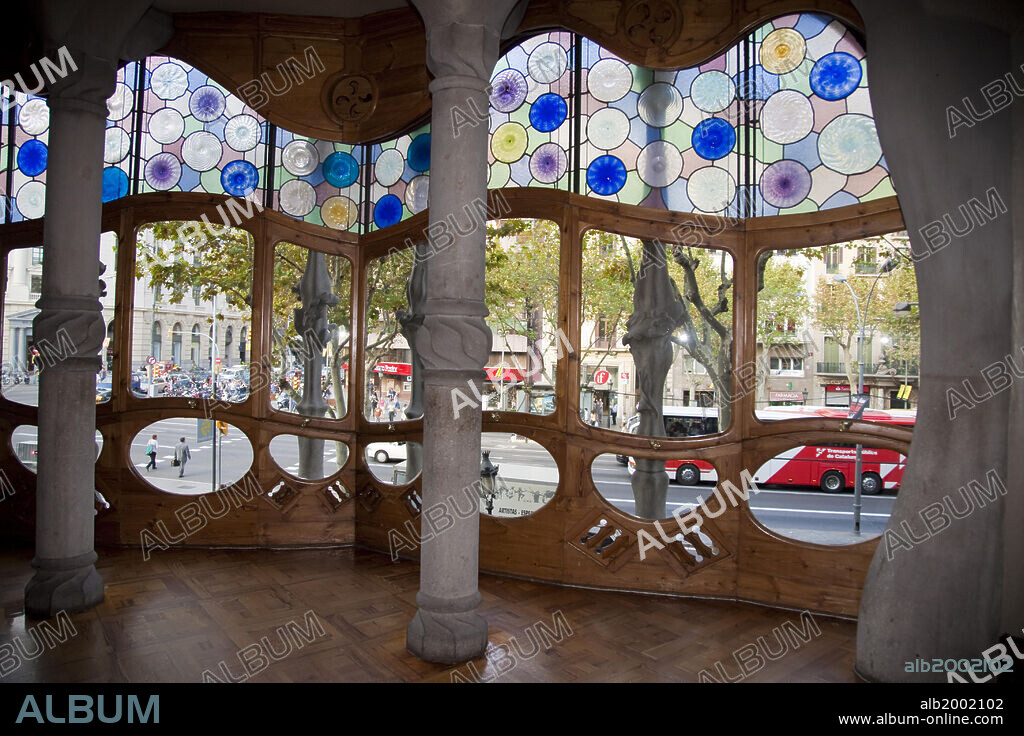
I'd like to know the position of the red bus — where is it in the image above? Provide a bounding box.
[626,405,914,494]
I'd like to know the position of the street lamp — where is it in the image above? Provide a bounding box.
[831,257,897,534]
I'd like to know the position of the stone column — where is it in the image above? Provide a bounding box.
[853,0,1022,680]
[25,56,113,618]
[405,0,526,663]
[25,3,172,618]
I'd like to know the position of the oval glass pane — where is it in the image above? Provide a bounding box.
[269,434,348,480]
[591,451,720,521]
[12,425,103,472]
[480,432,558,518]
[747,443,900,544]
[132,419,253,495]
[366,440,422,485]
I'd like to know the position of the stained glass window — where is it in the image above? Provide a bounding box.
[139,56,268,200]
[367,123,430,232]
[0,13,892,228]
[272,129,364,232]
[488,31,573,191]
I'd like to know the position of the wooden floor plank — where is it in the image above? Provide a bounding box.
[0,546,857,683]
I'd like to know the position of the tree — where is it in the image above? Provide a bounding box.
[485,218,559,409]
[812,261,913,394]
[755,255,811,406]
[580,230,636,362]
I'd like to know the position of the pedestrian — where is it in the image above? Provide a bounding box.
[145,434,158,471]
[388,400,397,422]
[611,400,618,426]
[174,436,191,478]
[589,408,597,426]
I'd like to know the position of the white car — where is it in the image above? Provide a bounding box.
[367,441,408,464]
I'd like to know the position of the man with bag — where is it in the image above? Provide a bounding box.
[145,434,158,471]
[173,437,191,478]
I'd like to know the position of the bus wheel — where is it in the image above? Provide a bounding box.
[820,470,845,493]
[676,463,700,486]
[861,472,883,495]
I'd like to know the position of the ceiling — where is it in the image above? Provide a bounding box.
[151,0,410,18]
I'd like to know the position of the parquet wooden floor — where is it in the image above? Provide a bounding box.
[0,546,858,683]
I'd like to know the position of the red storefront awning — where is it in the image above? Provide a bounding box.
[485,366,525,382]
[374,362,412,377]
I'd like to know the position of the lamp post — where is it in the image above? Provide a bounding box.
[168,329,220,492]
[832,257,897,534]
[893,302,919,408]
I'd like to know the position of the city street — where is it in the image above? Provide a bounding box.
[9,415,894,542]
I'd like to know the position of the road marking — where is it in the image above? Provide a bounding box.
[603,497,891,518]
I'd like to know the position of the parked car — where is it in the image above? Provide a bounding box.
[367,441,407,464]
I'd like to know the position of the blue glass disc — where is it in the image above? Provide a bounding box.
[692,118,736,160]
[810,52,862,101]
[529,93,567,132]
[220,160,259,197]
[408,134,431,172]
[322,151,359,188]
[18,140,47,176]
[586,155,627,196]
[374,194,403,228]
[102,167,129,202]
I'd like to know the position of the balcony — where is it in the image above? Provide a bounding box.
[816,361,920,377]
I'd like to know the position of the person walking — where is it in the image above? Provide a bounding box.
[174,437,191,478]
[145,434,158,471]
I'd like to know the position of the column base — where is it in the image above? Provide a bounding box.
[406,604,488,664]
[24,552,104,619]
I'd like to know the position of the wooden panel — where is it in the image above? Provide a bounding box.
[519,0,863,70]
[159,0,863,144]
[160,10,431,144]
[0,191,907,619]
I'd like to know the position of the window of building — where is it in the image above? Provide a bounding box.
[152,320,162,361]
[770,357,804,375]
[31,247,43,265]
[29,274,42,294]
[855,245,878,274]
[824,246,842,274]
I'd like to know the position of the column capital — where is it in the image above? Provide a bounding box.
[34,2,173,109]
[411,0,528,81]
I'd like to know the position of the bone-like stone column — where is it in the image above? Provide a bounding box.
[405,0,526,663]
[24,56,113,618]
[623,241,687,520]
[853,0,1022,681]
[25,3,172,618]
[294,250,338,479]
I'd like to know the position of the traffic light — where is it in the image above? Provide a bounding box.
[897,384,912,401]
[216,421,228,435]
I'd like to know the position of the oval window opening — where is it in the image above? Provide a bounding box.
[480,432,558,517]
[269,434,348,480]
[12,425,103,472]
[747,443,901,544]
[591,451,720,521]
[132,419,252,495]
[366,440,422,485]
